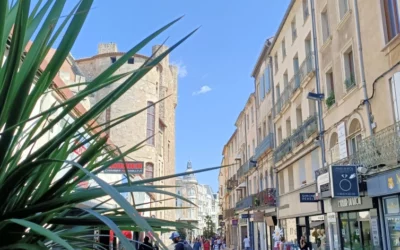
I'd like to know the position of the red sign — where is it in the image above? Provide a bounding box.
[104,161,144,174]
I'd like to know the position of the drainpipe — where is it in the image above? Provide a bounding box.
[310,0,326,166]
[269,55,280,229]
[353,0,374,136]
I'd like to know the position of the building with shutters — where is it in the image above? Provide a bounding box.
[75,43,178,244]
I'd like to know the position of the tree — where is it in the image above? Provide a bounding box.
[203,215,216,239]
[177,227,187,240]
[0,1,207,249]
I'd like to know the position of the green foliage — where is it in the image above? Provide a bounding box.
[202,215,216,239]
[325,91,335,108]
[0,0,215,249]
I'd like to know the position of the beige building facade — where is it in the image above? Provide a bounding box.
[76,43,178,244]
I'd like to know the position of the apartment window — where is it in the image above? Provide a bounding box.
[252,139,255,156]
[128,57,134,64]
[283,72,289,88]
[270,168,274,187]
[348,119,362,156]
[291,18,297,42]
[257,81,262,104]
[251,106,254,123]
[159,125,164,156]
[249,179,252,194]
[321,9,330,42]
[145,163,154,185]
[110,57,117,63]
[299,157,306,186]
[308,92,317,115]
[277,127,283,145]
[246,114,250,130]
[258,127,262,143]
[279,172,285,194]
[288,165,294,192]
[296,106,303,127]
[293,56,300,88]
[303,0,309,21]
[248,145,251,158]
[305,36,312,55]
[265,170,269,188]
[146,101,155,145]
[390,72,400,122]
[282,39,286,58]
[286,118,291,137]
[326,70,336,107]
[311,149,320,179]
[383,0,400,42]
[268,116,273,134]
[338,0,349,20]
[274,53,279,73]
[260,173,264,190]
[254,176,257,193]
[344,48,356,91]
[263,121,267,138]
[264,65,271,93]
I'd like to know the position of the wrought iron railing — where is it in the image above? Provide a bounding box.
[237,158,256,180]
[255,133,274,160]
[274,114,318,163]
[275,53,315,116]
[314,166,329,179]
[235,195,253,210]
[223,208,236,219]
[253,188,276,207]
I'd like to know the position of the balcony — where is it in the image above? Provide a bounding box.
[235,195,253,211]
[274,114,318,163]
[226,175,238,191]
[255,133,274,160]
[237,159,256,180]
[223,208,236,219]
[253,188,276,208]
[275,53,315,116]
[336,122,400,170]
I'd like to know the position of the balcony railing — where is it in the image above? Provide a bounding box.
[223,208,236,219]
[255,133,274,160]
[275,53,315,115]
[253,188,276,207]
[235,195,253,211]
[237,159,256,180]
[274,114,318,163]
[226,175,238,191]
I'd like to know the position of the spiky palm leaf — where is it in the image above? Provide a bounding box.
[0,0,217,249]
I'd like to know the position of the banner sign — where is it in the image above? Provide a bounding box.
[104,161,144,174]
[330,165,359,197]
[232,219,238,226]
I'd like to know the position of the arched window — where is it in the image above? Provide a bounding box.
[329,132,339,161]
[145,163,154,185]
[146,101,155,145]
[189,187,196,196]
[348,119,362,156]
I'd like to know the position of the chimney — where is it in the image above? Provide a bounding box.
[98,43,118,54]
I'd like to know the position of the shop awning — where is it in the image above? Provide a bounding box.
[309,221,324,228]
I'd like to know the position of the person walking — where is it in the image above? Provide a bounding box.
[217,237,221,250]
[168,232,184,250]
[193,238,202,250]
[203,239,211,250]
[139,236,153,250]
[243,235,250,250]
[299,236,309,250]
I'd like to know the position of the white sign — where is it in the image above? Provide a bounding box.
[310,215,325,221]
[337,122,348,160]
[370,217,380,247]
[317,173,330,192]
[327,213,336,223]
[337,197,362,207]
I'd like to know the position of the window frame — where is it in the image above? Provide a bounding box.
[146,101,156,145]
[145,162,154,185]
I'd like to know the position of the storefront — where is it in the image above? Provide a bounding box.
[325,196,375,250]
[366,168,400,250]
[265,215,277,250]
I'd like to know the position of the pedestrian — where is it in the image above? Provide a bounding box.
[278,236,285,250]
[243,235,250,250]
[203,239,210,250]
[168,232,184,250]
[193,238,201,250]
[217,237,222,250]
[139,236,153,250]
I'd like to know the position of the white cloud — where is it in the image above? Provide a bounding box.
[171,60,188,78]
[192,85,212,96]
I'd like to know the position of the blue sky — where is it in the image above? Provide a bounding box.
[66,0,290,192]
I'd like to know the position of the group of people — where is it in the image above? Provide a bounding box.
[169,232,225,250]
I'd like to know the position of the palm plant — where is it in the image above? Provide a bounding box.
[0,1,225,249]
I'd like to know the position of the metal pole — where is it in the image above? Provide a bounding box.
[353,0,374,136]
[377,198,387,249]
[310,0,326,166]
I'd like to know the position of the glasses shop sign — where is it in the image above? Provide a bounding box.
[330,165,359,198]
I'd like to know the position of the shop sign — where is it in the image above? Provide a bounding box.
[367,168,400,197]
[253,212,264,222]
[310,215,324,221]
[327,213,336,223]
[330,165,359,197]
[337,122,348,159]
[104,161,144,174]
[300,193,318,203]
[337,197,362,207]
[232,219,238,226]
[370,217,380,247]
[241,214,250,219]
[317,173,330,192]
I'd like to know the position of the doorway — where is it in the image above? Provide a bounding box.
[339,211,372,250]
